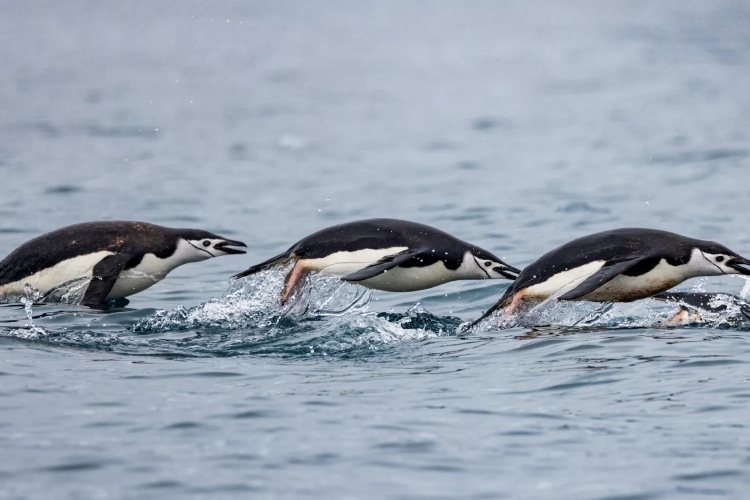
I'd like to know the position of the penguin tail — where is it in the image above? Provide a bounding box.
[231,252,292,280]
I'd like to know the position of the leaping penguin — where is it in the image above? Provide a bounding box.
[472,228,750,325]
[0,221,246,307]
[232,218,520,303]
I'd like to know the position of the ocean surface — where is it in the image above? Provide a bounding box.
[2,1,750,498]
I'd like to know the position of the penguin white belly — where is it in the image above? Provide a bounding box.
[0,251,114,298]
[105,253,174,300]
[358,261,456,292]
[582,259,688,302]
[302,247,409,276]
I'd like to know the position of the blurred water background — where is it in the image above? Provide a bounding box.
[1,1,750,498]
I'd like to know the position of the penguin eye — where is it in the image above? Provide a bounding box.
[203,240,211,247]
[484,261,492,267]
[716,256,725,262]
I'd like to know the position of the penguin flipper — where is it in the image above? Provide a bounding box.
[558,258,646,301]
[341,250,422,282]
[81,253,134,307]
[232,252,291,279]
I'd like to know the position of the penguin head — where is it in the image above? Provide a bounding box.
[464,249,521,280]
[696,243,750,276]
[175,230,247,262]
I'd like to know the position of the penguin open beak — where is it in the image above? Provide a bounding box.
[728,256,750,275]
[215,239,247,255]
[494,264,521,280]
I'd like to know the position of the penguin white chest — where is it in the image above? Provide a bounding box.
[358,261,456,292]
[582,259,690,302]
[106,253,176,300]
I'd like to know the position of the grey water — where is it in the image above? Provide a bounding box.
[1,1,750,498]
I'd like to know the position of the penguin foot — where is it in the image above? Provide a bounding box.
[282,262,310,305]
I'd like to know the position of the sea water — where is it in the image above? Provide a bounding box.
[1,2,750,498]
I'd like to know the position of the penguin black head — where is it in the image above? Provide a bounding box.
[465,247,521,280]
[695,241,750,276]
[173,229,247,261]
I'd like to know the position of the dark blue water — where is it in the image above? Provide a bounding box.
[2,1,750,498]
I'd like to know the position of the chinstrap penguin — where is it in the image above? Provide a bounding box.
[653,291,750,324]
[472,228,750,326]
[232,218,520,303]
[0,221,246,307]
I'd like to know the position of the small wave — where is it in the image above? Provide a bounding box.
[554,201,610,214]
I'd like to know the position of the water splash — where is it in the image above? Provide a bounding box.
[654,292,750,329]
[0,278,90,306]
[40,277,90,304]
[0,268,452,358]
[12,297,49,339]
[132,265,372,333]
[7,265,748,359]
[467,300,615,332]
[127,265,450,353]
[468,294,750,333]
[740,277,750,300]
